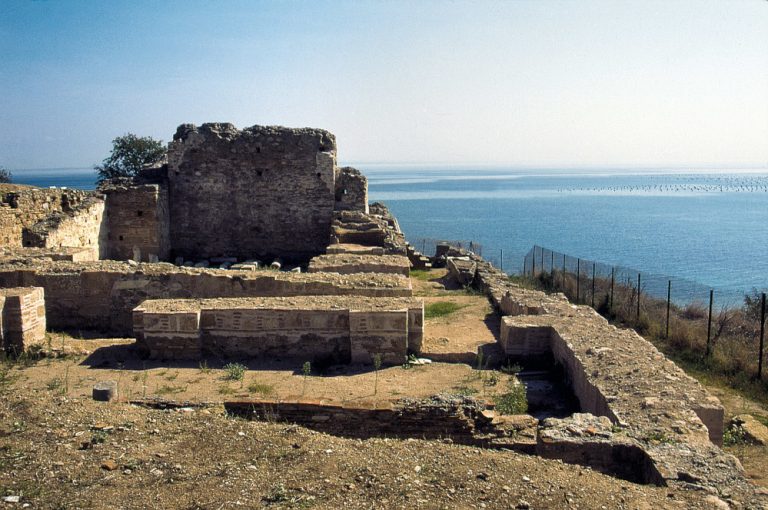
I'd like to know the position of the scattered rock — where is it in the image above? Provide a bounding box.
[730,415,768,445]
[101,460,118,471]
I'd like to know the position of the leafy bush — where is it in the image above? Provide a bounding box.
[223,362,246,381]
[494,378,528,415]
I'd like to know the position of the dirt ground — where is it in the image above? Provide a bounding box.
[0,380,708,509]
[0,268,766,508]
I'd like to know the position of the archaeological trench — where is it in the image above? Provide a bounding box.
[1,123,766,508]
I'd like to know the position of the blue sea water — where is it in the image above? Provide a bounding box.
[9,166,768,299]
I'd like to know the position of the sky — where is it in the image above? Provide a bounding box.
[0,0,766,169]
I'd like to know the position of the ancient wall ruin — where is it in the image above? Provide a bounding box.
[0,185,93,248]
[21,197,107,260]
[0,261,412,335]
[334,166,368,213]
[103,183,170,261]
[0,287,46,354]
[307,254,411,277]
[456,254,768,502]
[133,296,423,363]
[166,123,339,262]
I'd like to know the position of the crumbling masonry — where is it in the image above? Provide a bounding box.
[0,123,416,362]
[2,123,766,507]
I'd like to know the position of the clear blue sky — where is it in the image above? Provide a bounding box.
[1,0,766,169]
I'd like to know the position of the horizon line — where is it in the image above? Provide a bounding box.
[8,162,768,173]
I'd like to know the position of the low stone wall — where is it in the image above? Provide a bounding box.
[463,256,766,504]
[537,413,663,485]
[0,261,412,335]
[0,247,99,263]
[133,296,423,363]
[225,395,490,444]
[0,287,46,354]
[500,310,723,444]
[307,254,410,277]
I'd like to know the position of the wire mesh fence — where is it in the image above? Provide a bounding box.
[522,245,768,380]
[412,238,483,257]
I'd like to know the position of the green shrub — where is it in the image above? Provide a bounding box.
[494,378,527,415]
[223,362,246,381]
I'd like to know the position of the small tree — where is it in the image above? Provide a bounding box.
[0,167,11,183]
[95,133,166,183]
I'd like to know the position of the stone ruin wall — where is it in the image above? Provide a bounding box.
[2,124,373,266]
[0,262,412,336]
[22,197,107,260]
[166,123,339,262]
[133,296,423,364]
[334,166,368,213]
[461,255,768,504]
[103,184,170,262]
[0,287,46,354]
[0,185,94,249]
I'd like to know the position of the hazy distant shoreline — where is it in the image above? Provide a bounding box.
[7,166,768,298]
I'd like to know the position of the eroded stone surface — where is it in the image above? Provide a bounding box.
[464,256,767,506]
[133,296,424,364]
[0,286,46,355]
[0,260,412,335]
[308,254,410,277]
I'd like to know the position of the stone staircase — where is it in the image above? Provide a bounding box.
[406,242,432,270]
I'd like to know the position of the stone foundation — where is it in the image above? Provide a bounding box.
[0,261,412,335]
[308,254,411,277]
[133,296,423,363]
[0,287,46,354]
[463,256,767,504]
[225,395,492,444]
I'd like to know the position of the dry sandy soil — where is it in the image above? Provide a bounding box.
[0,269,765,508]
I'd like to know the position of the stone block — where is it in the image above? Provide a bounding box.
[0,287,46,355]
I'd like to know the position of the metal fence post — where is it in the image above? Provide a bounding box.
[540,248,545,276]
[523,258,527,276]
[500,249,503,273]
[532,247,536,277]
[551,251,554,278]
[576,258,581,303]
[636,273,641,322]
[422,239,426,255]
[665,280,671,339]
[759,292,766,379]
[706,289,714,357]
[562,254,566,293]
[610,267,615,314]
[591,262,596,308]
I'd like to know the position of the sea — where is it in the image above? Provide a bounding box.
[9,166,768,302]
